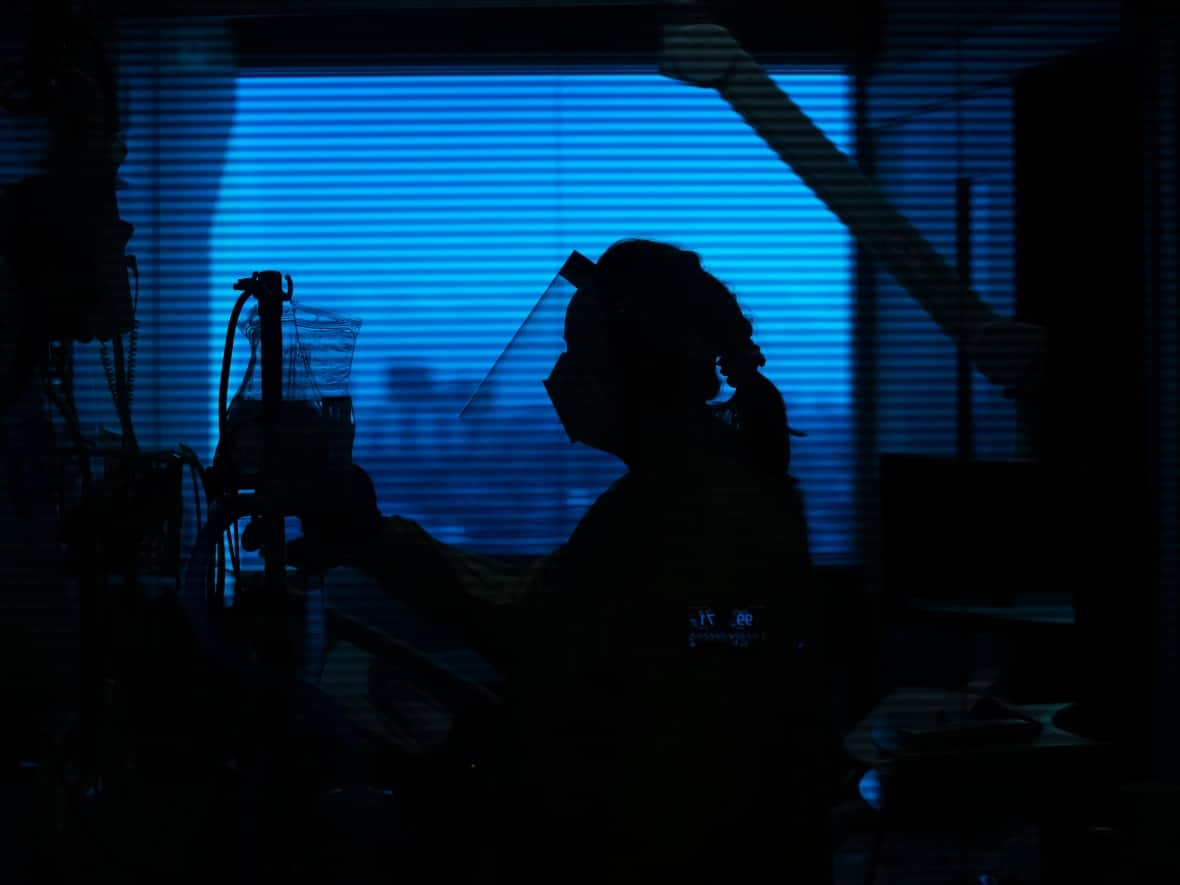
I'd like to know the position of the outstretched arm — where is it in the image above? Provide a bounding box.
[353,515,558,675]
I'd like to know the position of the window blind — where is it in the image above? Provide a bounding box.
[90,32,856,561]
[871,86,1018,462]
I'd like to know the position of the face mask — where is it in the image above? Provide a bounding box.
[543,350,621,451]
[460,250,623,453]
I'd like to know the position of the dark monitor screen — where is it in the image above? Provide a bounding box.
[879,455,1055,609]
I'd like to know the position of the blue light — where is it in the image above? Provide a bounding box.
[212,69,853,557]
[858,769,884,811]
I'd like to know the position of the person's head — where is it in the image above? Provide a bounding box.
[545,238,802,474]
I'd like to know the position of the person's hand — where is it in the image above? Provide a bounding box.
[241,463,384,574]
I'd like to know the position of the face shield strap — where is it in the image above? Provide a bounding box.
[544,250,618,446]
[559,250,597,291]
[560,251,648,370]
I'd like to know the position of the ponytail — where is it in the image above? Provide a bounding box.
[714,336,804,477]
[592,237,805,477]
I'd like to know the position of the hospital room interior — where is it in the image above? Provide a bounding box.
[0,0,1177,882]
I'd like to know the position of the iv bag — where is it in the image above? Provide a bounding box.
[234,300,361,405]
[223,300,362,481]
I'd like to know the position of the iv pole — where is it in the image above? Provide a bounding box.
[188,269,296,685]
[238,270,290,603]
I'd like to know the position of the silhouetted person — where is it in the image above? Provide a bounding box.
[278,238,826,883]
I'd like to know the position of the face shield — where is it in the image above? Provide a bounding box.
[459,250,615,447]
[449,251,625,551]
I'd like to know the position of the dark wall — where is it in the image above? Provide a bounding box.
[1014,37,1158,776]
[864,0,1178,781]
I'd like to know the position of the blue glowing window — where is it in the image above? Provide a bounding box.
[210,70,853,559]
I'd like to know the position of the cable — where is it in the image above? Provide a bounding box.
[216,521,230,607]
[126,320,138,412]
[43,342,94,453]
[100,341,116,411]
[177,444,210,511]
[190,462,203,534]
[213,282,266,607]
[98,323,140,451]
[175,443,214,603]
[127,254,139,314]
[212,274,294,605]
[112,329,137,450]
[43,377,92,455]
[227,522,240,581]
[231,519,241,580]
[219,290,254,441]
[179,450,205,555]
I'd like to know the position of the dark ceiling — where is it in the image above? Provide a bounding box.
[0,1,1123,71]
[876,0,1049,65]
[227,3,876,67]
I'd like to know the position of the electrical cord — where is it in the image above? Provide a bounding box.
[112,333,135,450]
[218,290,255,442]
[127,254,138,314]
[43,378,93,457]
[176,443,208,527]
[215,533,226,608]
[91,256,141,451]
[208,287,254,606]
[174,442,223,606]
[214,277,292,599]
[126,256,139,415]
[42,343,94,455]
[99,324,139,451]
[230,520,241,581]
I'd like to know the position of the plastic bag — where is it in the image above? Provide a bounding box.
[223,301,362,480]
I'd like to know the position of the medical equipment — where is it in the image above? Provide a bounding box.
[216,275,361,491]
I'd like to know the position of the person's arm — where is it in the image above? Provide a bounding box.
[342,475,628,672]
[352,515,562,674]
[360,515,550,602]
